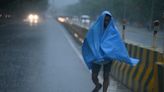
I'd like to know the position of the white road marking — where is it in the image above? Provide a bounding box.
[74,33,79,38]
[61,29,112,92]
[61,29,88,70]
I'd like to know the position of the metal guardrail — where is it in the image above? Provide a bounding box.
[60,22,164,92]
[156,62,164,92]
[73,21,164,54]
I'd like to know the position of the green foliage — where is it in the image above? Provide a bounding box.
[66,0,164,24]
[0,0,48,12]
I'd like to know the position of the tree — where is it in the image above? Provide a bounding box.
[0,0,48,13]
[65,0,164,25]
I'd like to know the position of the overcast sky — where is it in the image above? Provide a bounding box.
[49,0,79,8]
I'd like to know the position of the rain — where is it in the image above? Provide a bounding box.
[0,0,164,92]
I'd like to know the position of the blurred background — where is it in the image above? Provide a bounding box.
[0,0,164,92]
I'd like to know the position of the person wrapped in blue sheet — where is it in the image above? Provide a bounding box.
[82,11,139,69]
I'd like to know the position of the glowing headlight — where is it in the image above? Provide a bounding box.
[33,15,39,20]
[58,17,65,23]
[27,14,39,24]
[28,14,33,21]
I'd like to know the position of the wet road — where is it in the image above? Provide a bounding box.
[0,17,93,92]
[0,16,132,92]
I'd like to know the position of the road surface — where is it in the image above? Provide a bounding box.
[0,15,131,92]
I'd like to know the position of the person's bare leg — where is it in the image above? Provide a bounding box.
[92,72,99,86]
[91,63,102,92]
[92,72,102,92]
[103,72,110,92]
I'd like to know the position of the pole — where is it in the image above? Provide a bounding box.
[123,0,126,19]
[122,0,126,41]
[122,19,126,40]
[150,0,154,30]
[152,20,160,49]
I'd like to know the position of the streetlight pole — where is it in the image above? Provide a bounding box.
[123,0,126,19]
[150,0,154,30]
[162,13,164,56]
[122,0,126,41]
[122,19,127,40]
[152,20,160,49]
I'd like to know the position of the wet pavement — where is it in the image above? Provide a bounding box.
[0,16,131,92]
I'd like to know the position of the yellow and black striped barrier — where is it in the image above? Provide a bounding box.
[60,22,164,92]
[111,43,164,92]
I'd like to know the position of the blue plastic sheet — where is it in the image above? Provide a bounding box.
[82,11,139,69]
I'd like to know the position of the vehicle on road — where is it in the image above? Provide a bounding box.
[23,13,41,25]
[80,15,90,26]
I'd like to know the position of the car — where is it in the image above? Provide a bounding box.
[80,15,90,25]
[23,13,41,25]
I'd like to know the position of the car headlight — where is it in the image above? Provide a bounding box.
[27,14,40,24]
[58,17,65,23]
[33,15,39,20]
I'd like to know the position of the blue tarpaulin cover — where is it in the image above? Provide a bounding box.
[82,11,139,69]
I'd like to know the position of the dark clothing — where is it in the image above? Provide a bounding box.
[91,61,113,92]
[91,61,113,74]
[123,25,126,30]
